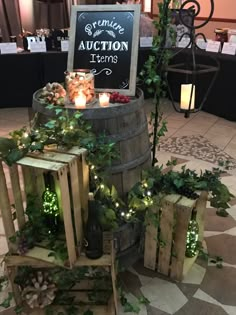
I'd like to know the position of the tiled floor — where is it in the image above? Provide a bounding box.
[1,101,236,315]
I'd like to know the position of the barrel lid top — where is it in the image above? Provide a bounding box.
[33,88,145,119]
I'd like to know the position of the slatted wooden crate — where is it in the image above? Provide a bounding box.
[5,242,118,315]
[0,148,89,268]
[144,191,208,281]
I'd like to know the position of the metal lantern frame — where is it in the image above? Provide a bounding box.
[167,0,220,118]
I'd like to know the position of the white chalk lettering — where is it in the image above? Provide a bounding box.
[113,41,120,51]
[94,41,100,50]
[85,19,125,35]
[89,54,118,64]
[78,41,85,50]
[78,40,128,51]
[90,54,96,63]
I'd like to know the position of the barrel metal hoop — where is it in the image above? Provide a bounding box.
[108,121,149,142]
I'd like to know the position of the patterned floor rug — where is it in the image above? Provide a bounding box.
[159,135,236,169]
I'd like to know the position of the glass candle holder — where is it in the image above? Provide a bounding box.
[65,69,95,104]
[99,93,110,107]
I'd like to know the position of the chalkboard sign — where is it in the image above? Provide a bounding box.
[68,5,141,96]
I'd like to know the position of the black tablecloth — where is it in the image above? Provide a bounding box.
[0,50,151,109]
[0,49,236,121]
[0,52,44,108]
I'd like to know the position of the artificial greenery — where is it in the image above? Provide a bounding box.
[13,266,112,315]
[9,194,68,262]
[0,292,13,308]
[139,0,174,166]
[0,107,117,174]
[128,163,233,213]
[127,161,233,258]
[118,279,150,314]
[0,107,119,231]
[0,276,8,292]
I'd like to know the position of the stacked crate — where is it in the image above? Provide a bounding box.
[144,192,208,281]
[0,148,118,315]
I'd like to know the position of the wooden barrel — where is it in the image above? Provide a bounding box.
[32,88,151,197]
[103,221,143,266]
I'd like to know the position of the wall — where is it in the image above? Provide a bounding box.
[197,0,236,20]
[19,0,34,32]
[18,0,82,32]
[196,0,236,38]
[152,0,236,39]
[197,20,236,39]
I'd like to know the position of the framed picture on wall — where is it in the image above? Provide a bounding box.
[67,4,141,96]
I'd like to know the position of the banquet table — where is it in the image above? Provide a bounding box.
[0,49,235,121]
[0,50,150,109]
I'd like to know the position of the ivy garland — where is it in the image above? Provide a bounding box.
[139,0,175,166]
[128,162,233,215]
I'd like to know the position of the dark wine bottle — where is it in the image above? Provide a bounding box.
[85,193,103,259]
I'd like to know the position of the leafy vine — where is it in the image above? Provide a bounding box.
[139,0,174,166]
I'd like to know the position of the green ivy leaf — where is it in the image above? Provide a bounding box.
[0,292,13,308]
[152,75,160,83]
[123,302,140,313]
[14,305,24,315]
[216,256,223,262]
[5,149,25,166]
[74,112,83,119]
[216,263,223,269]
[30,142,44,151]
[173,178,184,189]
[83,310,93,315]
[145,78,152,86]
[138,296,150,305]
[0,137,18,155]
[111,185,118,200]
[55,108,63,115]
[48,251,56,257]
[216,209,229,217]
[0,276,8,292]
[44,120,57,129]
[46,104,55,110]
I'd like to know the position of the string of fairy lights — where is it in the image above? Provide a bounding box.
[17,129,199,258]
[90,163,199,257]
[185,219,199,258]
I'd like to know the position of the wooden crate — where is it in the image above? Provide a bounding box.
[5,243,118,315]
[0,148,89,268]
[144,191,208,281]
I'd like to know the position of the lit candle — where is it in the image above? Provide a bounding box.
[180,84,195,110]
[74,92,86,108]
[99,93,110,107]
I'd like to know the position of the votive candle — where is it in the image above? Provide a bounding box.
[99,93,110,107]
[74,92,86,108]
[180,84,195,110]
